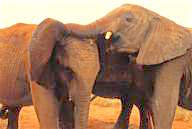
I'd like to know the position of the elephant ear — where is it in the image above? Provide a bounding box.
[30,18,66,81]
[136,16,192,65]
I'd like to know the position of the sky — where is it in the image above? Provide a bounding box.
[0,0,192,28]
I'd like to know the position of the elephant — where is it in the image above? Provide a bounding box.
[28,18,102,129]
[57,4,192,129]
[92,28,192,129]
[92,33,153,129]
[0,23,36,129]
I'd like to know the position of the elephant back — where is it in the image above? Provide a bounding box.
[0,41,30,104]
[0,24,36,105]
[0,23,36,44]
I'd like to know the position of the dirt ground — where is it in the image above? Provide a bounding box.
[1,97,192,129]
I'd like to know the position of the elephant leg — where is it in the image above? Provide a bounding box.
[7,106,21,129]
[30,81,59,129]
[113,96,133,129]
[151,60,183,129]
[58,100,74,129]
[137,103,152,129]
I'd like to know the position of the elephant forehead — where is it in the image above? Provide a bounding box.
[63,39,100,75]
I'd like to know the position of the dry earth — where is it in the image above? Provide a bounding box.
[1,97,192,129]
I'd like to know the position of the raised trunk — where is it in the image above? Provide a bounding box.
[65,15,111,38]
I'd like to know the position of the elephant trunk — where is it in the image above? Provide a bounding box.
[65,15,112,38]
[74,76,93,129]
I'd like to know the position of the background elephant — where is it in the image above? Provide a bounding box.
[61,4,192,129]
[0,23,36,129]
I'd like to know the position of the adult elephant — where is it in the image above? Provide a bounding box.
[60,4,192,129]
[92,29,192,129]
[0,23,36,129]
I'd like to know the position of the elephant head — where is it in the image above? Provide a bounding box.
[29,19,101,129]
[65,4,192,65]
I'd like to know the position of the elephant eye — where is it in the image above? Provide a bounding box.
[124,12,134,23]
[126,17,133,22]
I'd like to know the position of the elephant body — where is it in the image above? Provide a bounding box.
[0,23,36,106]
[0,24,36,129]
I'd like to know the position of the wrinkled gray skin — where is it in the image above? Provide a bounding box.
[62,4,192,129]
[0,23,36,129]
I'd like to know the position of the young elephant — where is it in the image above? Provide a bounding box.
[93,63,153,129]
[93,34,153,129]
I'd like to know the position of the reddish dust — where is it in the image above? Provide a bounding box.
[0,98,192,129]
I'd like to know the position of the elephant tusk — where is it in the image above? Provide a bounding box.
[105,31,113,40]
[90,95,97,102]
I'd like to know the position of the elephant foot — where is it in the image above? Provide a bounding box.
[113,122,128,129]
[7,106,21,129]
[113,124,139,129]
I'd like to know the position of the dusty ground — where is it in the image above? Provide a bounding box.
[1,97,192,129]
